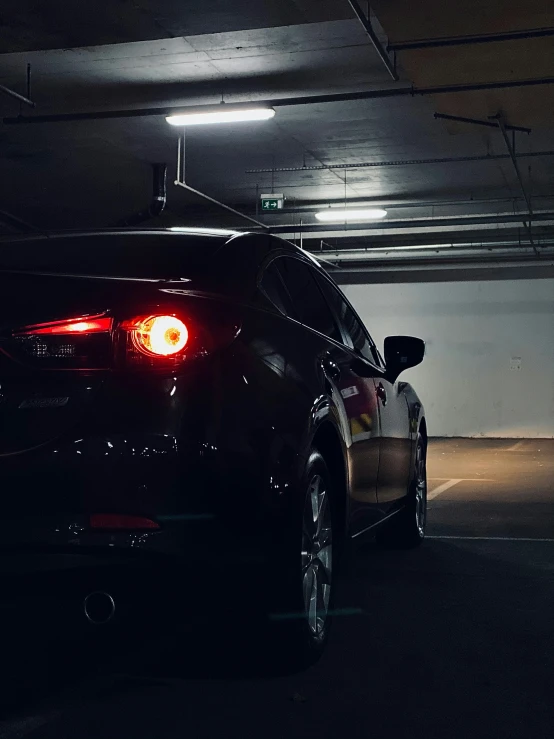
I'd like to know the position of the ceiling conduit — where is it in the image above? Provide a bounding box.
[5,77,554,125]
[116,163,167,227]
[173,132,269,230]
[266,211,554,235]
[0,208,39,233]
[245,150,554,174]
[244,195,554,214]
[388,27,554,51]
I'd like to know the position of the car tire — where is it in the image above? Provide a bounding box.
[376,432,427,549]
[264,448,335,670]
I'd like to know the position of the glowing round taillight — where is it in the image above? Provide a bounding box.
[135,315,188,356]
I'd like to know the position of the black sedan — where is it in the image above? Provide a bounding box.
[0,228,426,663]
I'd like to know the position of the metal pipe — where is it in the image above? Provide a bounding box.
[388,27,554,51]
[245,150,554,174]
[491,113,537,253]
[305,224,554,242]
[5,77,554,125]
[174,132,268,230]
[346,0,398,81]
[151,163,167,217]
[175,181,269,230]
[0,208,39,233]
[177,131,185,183]
[301,228,554,250]
[434,112,531,133]
[492,116,534,217]
[0,83,35,108]
[314,239,554,260]
[242,195,554,214]
[331,252,554,269]
[116,163,167,226]
[265,211,554,235]
[320,252,547,269]
[330,256,554,281]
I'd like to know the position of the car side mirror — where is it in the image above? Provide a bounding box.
[384,335,425,383]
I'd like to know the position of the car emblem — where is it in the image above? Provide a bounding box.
[19,397,69,409]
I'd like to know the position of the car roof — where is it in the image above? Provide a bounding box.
[0,227,238,244]
[0,227,323,285]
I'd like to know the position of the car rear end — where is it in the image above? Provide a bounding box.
[0,232,252,608]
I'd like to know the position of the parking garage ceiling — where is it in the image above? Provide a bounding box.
[0,0,553,265]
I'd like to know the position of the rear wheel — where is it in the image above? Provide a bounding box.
[301,463,333,643]
[266,449,335,668]
[376,432,427,549]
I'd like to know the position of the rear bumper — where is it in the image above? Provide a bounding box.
[0,429,266,576]
[0,432,187,517]
[0,352,292,580]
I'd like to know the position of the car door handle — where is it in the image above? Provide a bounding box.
[376,382,387,405]
[321,355,341,382]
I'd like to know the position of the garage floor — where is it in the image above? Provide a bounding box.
[1,439,553,739]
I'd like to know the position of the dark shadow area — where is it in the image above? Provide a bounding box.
[1,530,552,739]
[0,563,296,722]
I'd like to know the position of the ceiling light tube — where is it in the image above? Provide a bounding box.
[315,208,388,222]
[166,106,275,126]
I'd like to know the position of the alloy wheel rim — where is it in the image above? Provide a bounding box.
[301,474,333,639]
[414,440,427,537]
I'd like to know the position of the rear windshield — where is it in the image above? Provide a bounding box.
[0,233,224,280]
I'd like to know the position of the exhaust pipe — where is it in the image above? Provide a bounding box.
[83,591,116,625]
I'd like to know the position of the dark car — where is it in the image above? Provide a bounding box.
[0,228,426,663]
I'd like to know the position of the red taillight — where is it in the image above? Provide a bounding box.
[5,302,240,372]
[124,315,188,357]
[8,313,113,370]
[15,315,113,336]
[89,514,160,530]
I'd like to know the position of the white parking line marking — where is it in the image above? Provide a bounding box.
[427,479,462,500]
[427,536,554,542]
[505,440,525,451]
[428,478,495,481]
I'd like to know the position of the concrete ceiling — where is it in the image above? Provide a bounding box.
[0,0,351,52]
[372,0,554,127]
[0,0,553,257]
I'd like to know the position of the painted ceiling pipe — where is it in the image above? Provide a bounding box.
[265,211,554,234]
[4,77,554,125]
[0,82,35,108]
[245,150,554,174]
[116,163,167,226]
[0,208,39,233]
[388,27,554,51]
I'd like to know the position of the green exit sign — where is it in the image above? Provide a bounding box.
[262,199,279,210]
[260,193,284,211]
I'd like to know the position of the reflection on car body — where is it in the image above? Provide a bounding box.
[0,228,426,665]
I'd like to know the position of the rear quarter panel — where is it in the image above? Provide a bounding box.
[400,380,426,473]
[224,303,349,518]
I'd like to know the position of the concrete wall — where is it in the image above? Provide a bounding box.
[343,278,554,438]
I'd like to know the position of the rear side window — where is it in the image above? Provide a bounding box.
[275,257,342,342]
[315,274,381,365]
[259,260,296,317]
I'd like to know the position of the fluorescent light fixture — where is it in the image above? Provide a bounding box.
[315,208,388,223]
[166,106,275,126]
[169,227,239,236]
